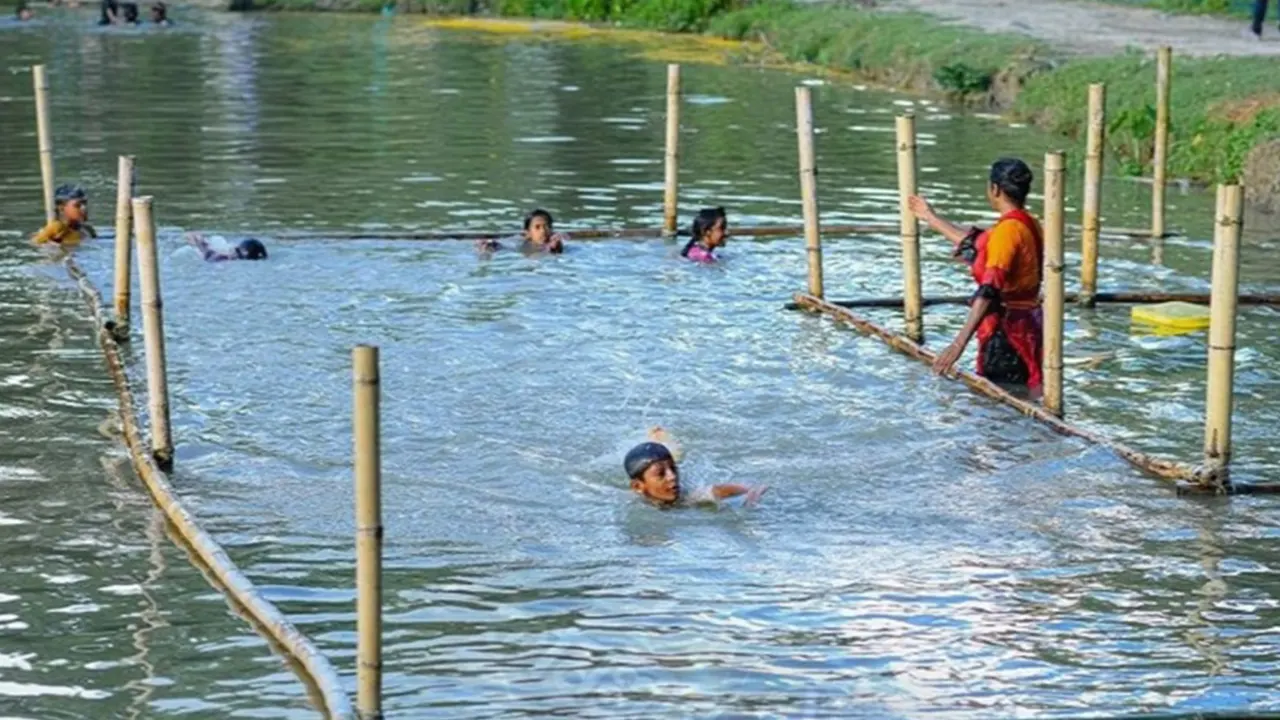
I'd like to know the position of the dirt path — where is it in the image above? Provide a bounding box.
[884,0,1280,56]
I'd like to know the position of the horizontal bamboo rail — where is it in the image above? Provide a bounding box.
[63,258,355,720]
[274,223,897,242]
[791,293,1204,485]
[786,291,1280,310]
[270,223,1179,243]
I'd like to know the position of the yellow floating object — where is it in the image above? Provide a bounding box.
[1131,300,1211,332]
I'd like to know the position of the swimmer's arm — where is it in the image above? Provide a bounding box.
[186,232,230,261]
[710,484,751,500]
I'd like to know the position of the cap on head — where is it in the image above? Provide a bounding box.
[54,184,87,206]
[235,238,267,260]
[624,442,674,479]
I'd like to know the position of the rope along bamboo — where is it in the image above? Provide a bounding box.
[792,293,1205,485]
[63,258,356,720]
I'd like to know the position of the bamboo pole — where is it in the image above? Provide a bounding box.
[792,293,1199,482]
[113,156,135,338]
[1080,83,1106,307]
[1203,184,1243,483]
[896,114,923,342]
[133,197,173,471]
[790,291,1280,310]
[1043,151,1067,417]
[353,345,383,720]
[33,64,55,223]
[662,64,680,237]
[1152,47,1171,240]
[796,86,824,298]
[62,257,357,719]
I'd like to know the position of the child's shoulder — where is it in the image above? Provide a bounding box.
[33,219,69,244]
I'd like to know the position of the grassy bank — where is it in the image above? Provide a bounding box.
[706,2,1279,183]
[250,0,1280,183]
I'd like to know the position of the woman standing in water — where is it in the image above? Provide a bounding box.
[908,158,1043,396]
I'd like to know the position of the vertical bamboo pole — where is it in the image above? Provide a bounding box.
[113,156,135,336]
[1203,184,1243,481]
[133,197,173,471]
[796,86,823,298]
[33,64,55,223]
[1042,151,1067,417]
[353,345,383,720]
[1152,46,1171,240]
[896,114,923,342]
[662,64,680,237]
[1080,83,1106,308]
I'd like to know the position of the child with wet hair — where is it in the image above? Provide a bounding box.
[624,426,767,508]
[186,233,268,261]
[680,206,728,263]
[476,208,568,255]
[33,184,96,249]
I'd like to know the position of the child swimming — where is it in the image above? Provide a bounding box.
[625,427,767,508]
[186,233,268,261]
[680,206,728,263]
[476,209,567,255]
[33,184,96,249]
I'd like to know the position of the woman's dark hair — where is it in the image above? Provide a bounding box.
[54,184,87,208]
[523,208,553,230]
[989,158,1033,206]
[122,2,139,23]
[681,206,727,257]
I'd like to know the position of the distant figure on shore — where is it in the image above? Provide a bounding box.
[150,2,171,25]
[908,158,1043,396]
[476,209,567,255]
[1248,0,1278,39]
[680,206,728,263]
[186,233,268,261]
[33,184,96,249]
[15,1,33,20]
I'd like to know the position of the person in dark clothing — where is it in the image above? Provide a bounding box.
[1249,0,1279,38]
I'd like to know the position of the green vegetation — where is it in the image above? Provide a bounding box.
[706,2,1279,183]
[255,0,1280,183]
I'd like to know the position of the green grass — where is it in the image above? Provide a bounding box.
[705,2,1280,182]
[706,2,1045,95]
[1015,53,1280,182]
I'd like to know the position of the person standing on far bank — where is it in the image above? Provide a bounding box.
[1248,0,1279,39]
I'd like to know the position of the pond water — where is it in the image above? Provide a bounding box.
[2,9,1280,719]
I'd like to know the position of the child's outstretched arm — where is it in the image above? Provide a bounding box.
[712,484,768,505]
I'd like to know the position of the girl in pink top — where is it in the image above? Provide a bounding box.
[680,206,728,263]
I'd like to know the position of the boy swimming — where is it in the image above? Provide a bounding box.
[186,233,268,261]
[476,209,567,255]
[625,427,767,508]
[33,184,96,249]
[680,206,728,263]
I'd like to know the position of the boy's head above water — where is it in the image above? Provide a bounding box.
[625,441,679,505]
[55,184,88,225]
[234,238,268,260]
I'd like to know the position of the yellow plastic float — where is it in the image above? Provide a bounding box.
[1131,300,1211,334]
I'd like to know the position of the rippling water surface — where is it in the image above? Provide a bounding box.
[3,9,1280,718]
